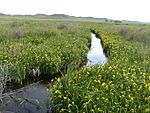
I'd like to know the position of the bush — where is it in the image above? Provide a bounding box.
[12,28,24,38]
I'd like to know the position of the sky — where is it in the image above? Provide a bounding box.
[0,0,150,22]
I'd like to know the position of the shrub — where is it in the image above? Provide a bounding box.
[12,28,24,38]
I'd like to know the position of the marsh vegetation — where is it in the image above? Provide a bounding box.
[0,16,150,113]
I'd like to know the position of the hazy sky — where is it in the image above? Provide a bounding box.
[0,0,150,22]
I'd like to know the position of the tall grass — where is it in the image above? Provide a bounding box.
[50,27,150,112]
[0,17,150,112]
[0,19,90,82]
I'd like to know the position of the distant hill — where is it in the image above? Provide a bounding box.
[33,14,109,22]
[0,13,4,15]
[0,13,144,23]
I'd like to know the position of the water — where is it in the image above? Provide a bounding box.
[87,33,107,66]
[0,76,53,113]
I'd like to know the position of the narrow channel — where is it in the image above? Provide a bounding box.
[86,33,107,66]
[0,76,52,113]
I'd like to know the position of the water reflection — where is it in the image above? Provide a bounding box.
[87,33,107,66]
[0,79,51,113]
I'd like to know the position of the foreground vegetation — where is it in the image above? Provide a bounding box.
[0,16,150,112]
[50,24,150,112]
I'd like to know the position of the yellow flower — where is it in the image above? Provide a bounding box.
[112,75,115,78]
[64,97,67,100]
[98,108,103,112]
[55,90,60,94]
[57,78,61,82]
[128,95,134,101]
[72,101,75,105]
[144,108,150,113]
[91,109,94,112]
[97,80,100,84]
[102,82,105,86]
[104,98,109,103]
[68,104,72,108]
[105,85,109,90]
[60,108,65,112]
[58,95,62,98]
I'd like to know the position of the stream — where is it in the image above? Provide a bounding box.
[0,33,107,113]
[0,76,52,113]
[87,33,107,66]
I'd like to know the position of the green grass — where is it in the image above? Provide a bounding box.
[0,19,90,82]
[50,25,150,112]
[0,16,149,112]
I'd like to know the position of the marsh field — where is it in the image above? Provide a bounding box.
[0,16,150,113]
